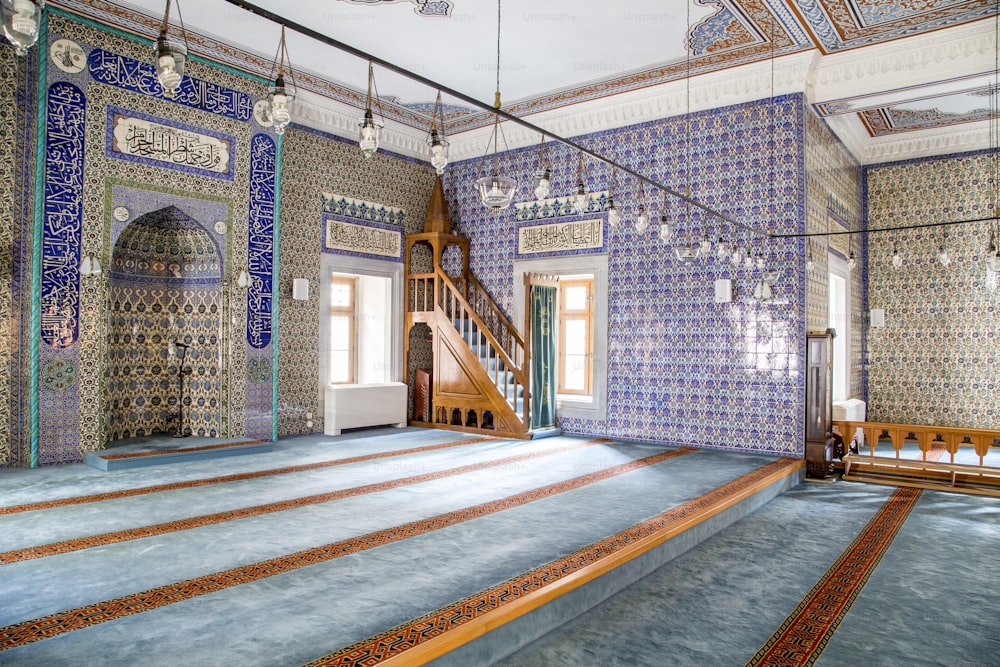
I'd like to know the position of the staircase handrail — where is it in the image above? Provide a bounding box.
[435,267,530,429]
[462,272,527,367]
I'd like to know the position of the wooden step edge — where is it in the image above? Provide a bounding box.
[843,473,1000,498]
[408,420,531,440]
[380,458,805,666]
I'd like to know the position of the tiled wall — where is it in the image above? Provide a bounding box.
[0,45,18,466]
[865,151,998,429]
[803,108,864,399]
[267,126,435,437]
[445,95,813,456]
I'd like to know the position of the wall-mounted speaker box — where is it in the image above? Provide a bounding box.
[292,278,309,301]
[714,279,732,303]
[870,308,885,327]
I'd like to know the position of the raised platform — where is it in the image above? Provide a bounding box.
[83,435,272,471]
[1,431,803,665]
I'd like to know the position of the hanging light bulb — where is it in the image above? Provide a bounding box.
[674,232,700,263]
[267,25,296,136]
[634,180,649,232]
[891,242,903,268]
[358,61,385,159]
[426,91,450,174]
[716,237,730,262]
[756,251,766,271]
[533,167,551,200]
[1,0,43,56]
[532,137,551,199]
[635,204,650,233]
[847,249,857,271]
[607,197,621,227]
[938,245,951,267]
[475,4,517,213]
[573,151,588,214]
[744,249,755,270]
[986,224,1000,273]
[475,95,517,213]
[730,242,743,267]
[155,0,188,99]
[806,247,815,273]
[658,191,671,242]
[700,231,712,257]
[606,167,620,227]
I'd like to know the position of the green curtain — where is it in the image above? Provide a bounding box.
[530,285,556,429]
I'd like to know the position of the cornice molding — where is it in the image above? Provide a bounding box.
[861,121,991,166]
[810,20,995,103]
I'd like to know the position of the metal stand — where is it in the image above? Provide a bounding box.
[173,342,191,438]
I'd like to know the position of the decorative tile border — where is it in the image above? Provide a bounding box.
[321,192,406,227]
[515,216,607,259]
[87,47,255,122]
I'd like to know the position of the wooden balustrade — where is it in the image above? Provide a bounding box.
[834,420,1000,466]
[835,420,1000,497]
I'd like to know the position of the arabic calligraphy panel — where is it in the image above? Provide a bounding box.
[322,215,403,262]
[106,106,235,181]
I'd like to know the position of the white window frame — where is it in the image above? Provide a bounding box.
[828,254,852,402]
[318,253,404,413]
[512,254,608,422]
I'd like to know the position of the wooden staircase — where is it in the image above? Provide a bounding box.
[404,177,531,439]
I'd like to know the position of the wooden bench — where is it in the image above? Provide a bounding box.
[843,454,1000,498]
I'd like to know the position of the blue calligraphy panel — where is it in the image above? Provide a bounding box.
[247,134,275,350]
[43,82,86,349]
[87,48,254,123]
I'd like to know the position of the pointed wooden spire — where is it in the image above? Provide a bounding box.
[423,174,452,234]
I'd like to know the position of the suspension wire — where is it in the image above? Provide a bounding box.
[218,0,993,243]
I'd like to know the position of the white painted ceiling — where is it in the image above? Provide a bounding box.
[59,0,1000,164]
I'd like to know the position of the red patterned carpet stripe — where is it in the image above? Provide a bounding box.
[0,438,610,565]
[304,457,802,667]
[0,440,691,651]
[0,436,495,515]
[745,486,923,667]
[98,440,267,460]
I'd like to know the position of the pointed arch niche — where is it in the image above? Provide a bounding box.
[106,205,226,440]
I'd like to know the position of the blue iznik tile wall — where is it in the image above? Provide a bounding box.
[865,151,999,430]
[444,95,810,456]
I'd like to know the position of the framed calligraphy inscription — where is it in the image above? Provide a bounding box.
[322,215,403,262]
[106,107,234,181]
[516,218,606,258]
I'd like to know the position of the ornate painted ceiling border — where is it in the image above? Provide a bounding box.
[791,0,996,53]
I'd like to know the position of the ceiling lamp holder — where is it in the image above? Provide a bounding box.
[635,179,649,233]
[268,24,296,135]
[155,0,189,99]
[532,135,551,200]
[606,167,620,227]
[1,0,43,56]
[475,1,517,213]
[359,60,385,158]
[426,90,450,174]
[573,151,589,214]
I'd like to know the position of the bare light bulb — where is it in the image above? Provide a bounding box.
[533,168,551,200]
[938,246,951,267]
[891,246,903,268]
[659,216,671,243]
[573,182,588,214]
[635,206,649,233]
[607,198,620,227]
